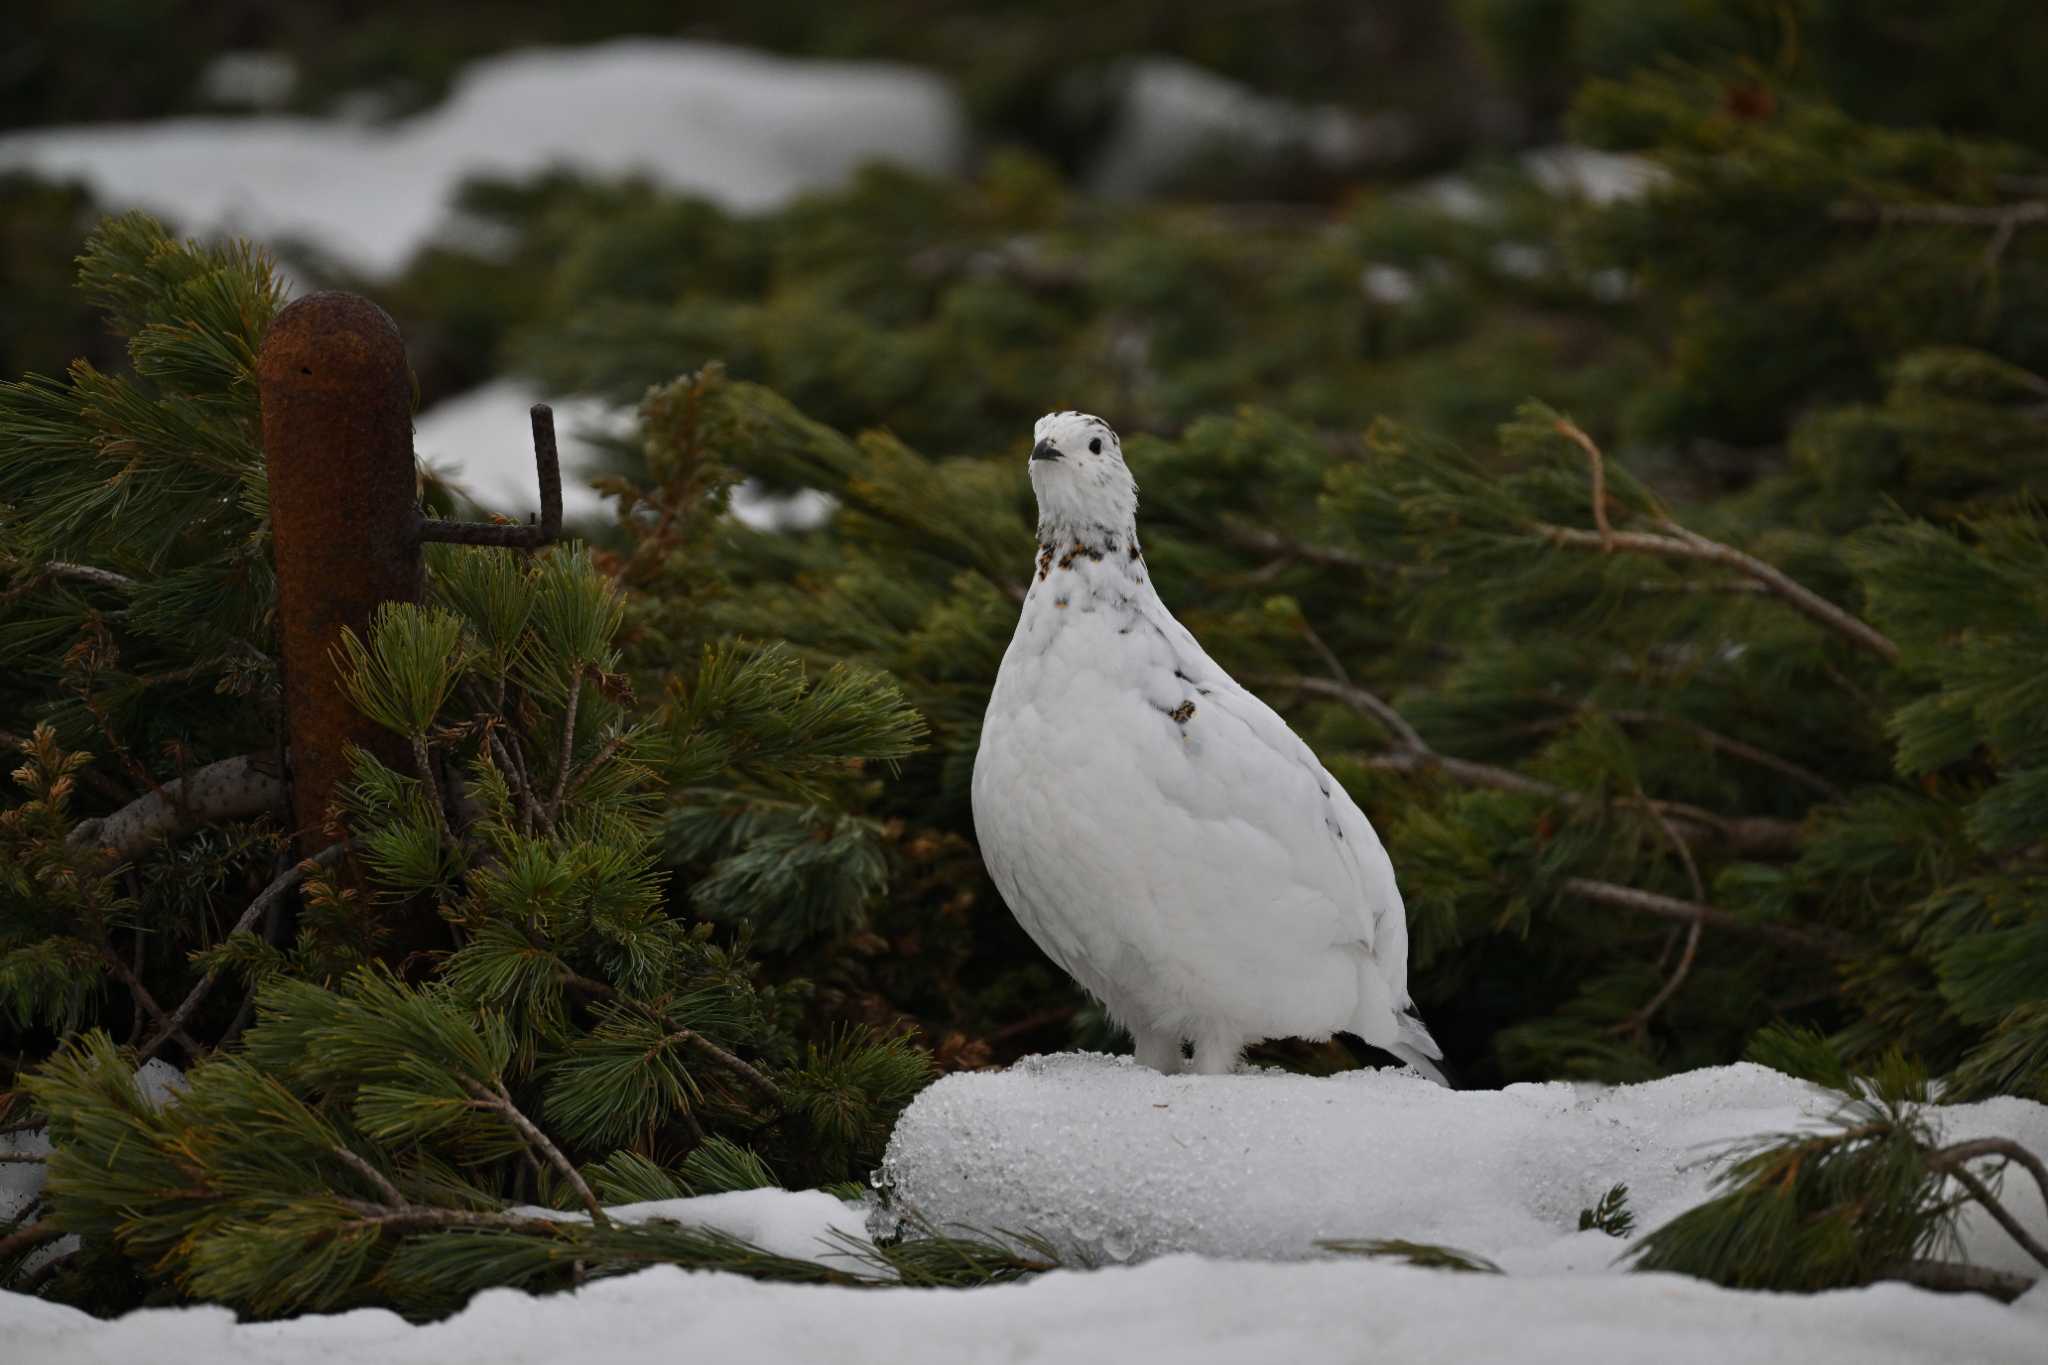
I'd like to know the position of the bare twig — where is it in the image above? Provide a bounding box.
[43,562,139,593]
[466,1079,607,1227]
[1261,676,1803,855]
[331,1145,409,1208]
[135,842,350,1060]
[0,1219,63,1263]
[1614,796,1707,1035]
[68,753,288,861]
[1537,522,1899,662]
[1554,417,1615,550]
[95,945,204,1059]
[1927,1139,2048,1271]
[547,669,584,826]
[1878,1259,2034,1302]
[1213,520,1370,572]
[1561,877,1848,956]
[1604,709,1842,800]
[1832,198,2048,274]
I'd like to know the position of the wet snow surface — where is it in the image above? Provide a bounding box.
[7,1059,2046,1362]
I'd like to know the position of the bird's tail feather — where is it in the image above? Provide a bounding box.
[1391,1006,1448,1087]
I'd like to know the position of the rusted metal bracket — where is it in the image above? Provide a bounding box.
[416,404,564,547]
[258,291,563,858]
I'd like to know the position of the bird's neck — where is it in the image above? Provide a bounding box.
[1023,519,1153,618]
[1033,513,1137,555]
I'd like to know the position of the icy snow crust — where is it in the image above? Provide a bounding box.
[881,1053,2048,1282]
[0,40,964,278]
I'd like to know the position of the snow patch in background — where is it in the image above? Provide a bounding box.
[1087,56,1416,197]
[413,378,836,531]
[0,40,965,278]
[880,1054,2048,1285]
[7,1246,2042,1364]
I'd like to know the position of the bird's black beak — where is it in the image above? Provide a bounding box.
[1031,439,1061,463]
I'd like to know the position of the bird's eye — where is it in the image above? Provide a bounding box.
[1089,438,1103,454]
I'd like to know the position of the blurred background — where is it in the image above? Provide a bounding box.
[6,2,2048,1090]
[6,1,2046,509]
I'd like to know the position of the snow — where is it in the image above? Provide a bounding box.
[5,1059,2045,1360]
[1086,56,1416,197]
[414,377,836,531]
[0,40,965,278]
[6,1246,2043,1364]
[509,1189,873,1274]
[879,1054,2048,1286]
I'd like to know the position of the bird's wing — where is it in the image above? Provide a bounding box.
[1139,604,1412,983]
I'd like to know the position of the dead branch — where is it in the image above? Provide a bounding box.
[69,753,288,862]
[1613,793,1707,1034]
[1537,522,1900,663]
[1260,675,1804,856]
[1560,877,1849,957]
[1927,1139,2048,1271]
[95,945,204,1059]
[1554,417,1614,550]
[1878,1259,2034,1302]
[0,1219,62,1263]
[136,842,351,1061]
[1832,198,2048,273]
[465,1079,607,1227]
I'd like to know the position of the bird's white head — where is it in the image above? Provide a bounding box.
[1028,411,1137,543]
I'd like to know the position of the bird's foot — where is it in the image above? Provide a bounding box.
[1133,1030,1187,1074]
[1191,1033,1243,1076]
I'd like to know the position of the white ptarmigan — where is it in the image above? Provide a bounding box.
[972,411,1446,1081]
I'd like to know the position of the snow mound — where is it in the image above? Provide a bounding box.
[880,1054,2048,1281]
[0,40,964,277]
[7,1252,2042,1364]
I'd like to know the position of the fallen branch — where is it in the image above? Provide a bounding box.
[69,753,288,862]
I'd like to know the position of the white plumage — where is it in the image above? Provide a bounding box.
[972,411,1445,1080]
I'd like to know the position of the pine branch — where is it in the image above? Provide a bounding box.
[1602,709,1842,800]
[68,754,287,861]
[1614,795,1706,1035]
[557,972,782,1108]
[136,842,351,1061]
[1560,877,1849,957]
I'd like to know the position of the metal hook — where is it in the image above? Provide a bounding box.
[415,404,565,548]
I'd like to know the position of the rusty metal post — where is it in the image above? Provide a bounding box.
[258,292,422,850]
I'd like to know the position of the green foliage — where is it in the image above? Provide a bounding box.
[1,218,942,1318]
[1577,1183,1635,1237]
